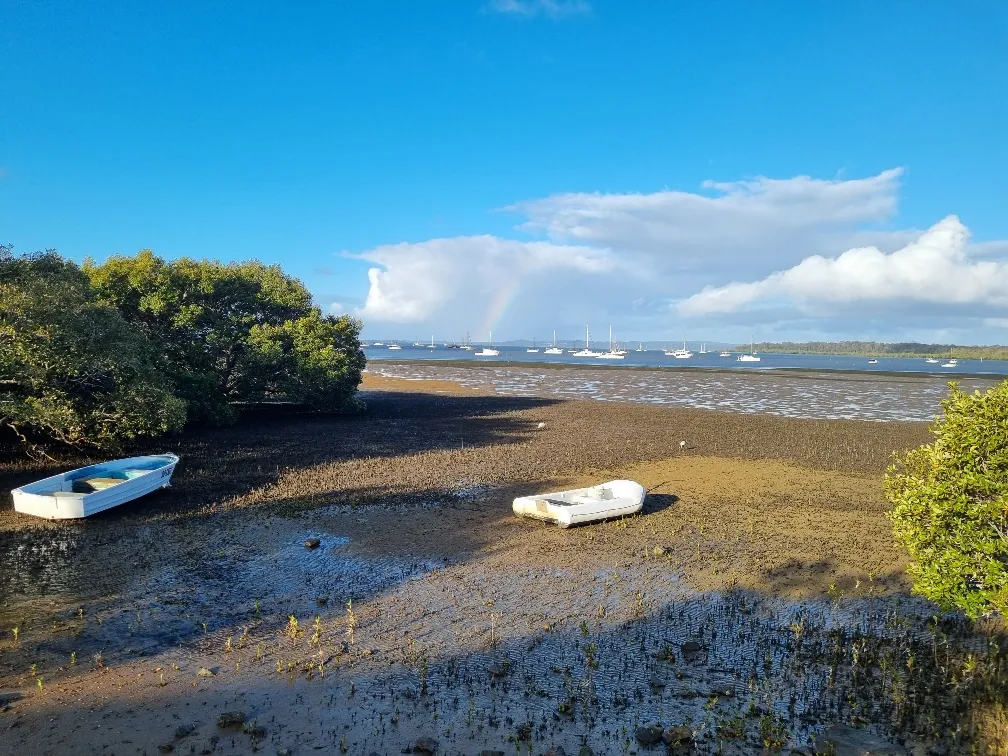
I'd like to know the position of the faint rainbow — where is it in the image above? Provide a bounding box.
[475,277,521,341]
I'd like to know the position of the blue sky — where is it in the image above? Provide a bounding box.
[2,1,1007,343]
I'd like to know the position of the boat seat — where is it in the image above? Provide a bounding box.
[72,477,126,493]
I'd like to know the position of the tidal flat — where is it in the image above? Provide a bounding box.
[0,371,1004,755]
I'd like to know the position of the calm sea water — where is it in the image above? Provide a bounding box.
[365,346,1004,422]
[365,344,1008,376]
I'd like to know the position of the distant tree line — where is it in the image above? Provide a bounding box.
[0,246,365,455]
[741,341,1008,360]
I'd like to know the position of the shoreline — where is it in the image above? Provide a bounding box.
[365,355,991,380]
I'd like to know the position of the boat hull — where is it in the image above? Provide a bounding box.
[513,479,645,528]
[12,454,179,520]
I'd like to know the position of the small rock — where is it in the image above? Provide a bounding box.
[652,545,670,557]
[315,595,329,606]
[680,640,702,660]
[488,660,511,678]
[305,537,321,549]
[243,720,266,738]
[174,724,195,738]
[577,748,595,756]
[545,747,568,756]
[199,735,219,755]
[635,723,664,746]
[648,676,666,691]
[157,744,174,754]
[197,667,215,678]
[277,749,293,756]
[652,645,676,663]
[216,711,245,728]
[478,751,505,756]
[664,726,693,745]
[412,735,438,753]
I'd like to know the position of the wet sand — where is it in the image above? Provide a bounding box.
[0,372,1003,754]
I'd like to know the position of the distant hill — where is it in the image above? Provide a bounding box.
[742,341,1008,360]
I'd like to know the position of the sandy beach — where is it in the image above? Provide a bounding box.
[0,370,1003,755]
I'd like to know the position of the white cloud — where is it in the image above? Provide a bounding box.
[328,302,346,315]
[678,216,1008,316]
[353,235,621,328]
[487,0,591,18]
[344,169,1008,343]
[510,168,907,274]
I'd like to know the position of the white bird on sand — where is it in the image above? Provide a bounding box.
[537,422,546,429]
[679,440,686,451]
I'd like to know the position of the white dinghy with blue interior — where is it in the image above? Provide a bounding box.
[12,454,179,520]
[512,479,646,528]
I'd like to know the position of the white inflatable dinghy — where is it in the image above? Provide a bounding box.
[12,454,179,520]
[513,479,646,528]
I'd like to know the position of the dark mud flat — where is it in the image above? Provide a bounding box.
[0,375,1004,754]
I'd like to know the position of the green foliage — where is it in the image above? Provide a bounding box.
[0,246,186,453]
[84,250,365,424]
[885,381,1008,617]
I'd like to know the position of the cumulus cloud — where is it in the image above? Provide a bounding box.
[344,169,1008,342]
[487,0,591,18]
[678,216,1008,316]
[510,168,907,274]
[353,235,622,328]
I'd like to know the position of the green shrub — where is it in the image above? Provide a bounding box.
[885,381,1008,617]
[84,250,365,424]
[0,247,186,453]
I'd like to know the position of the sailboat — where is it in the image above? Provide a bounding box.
[413,337,423,347]
[544,330,563,355]
[572,326,602,357]
[737,336,760,362]
[719,349,732,357]
[666,338,693,359]
[636,342,646,352]
[699,343,708,354]
[598,326,625,359]
[475,331,499,356]
[460,331,473,351]
[387,342,402,350]
[941,347,957,368]
[429,334,436,349]
[527,337,539,353]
